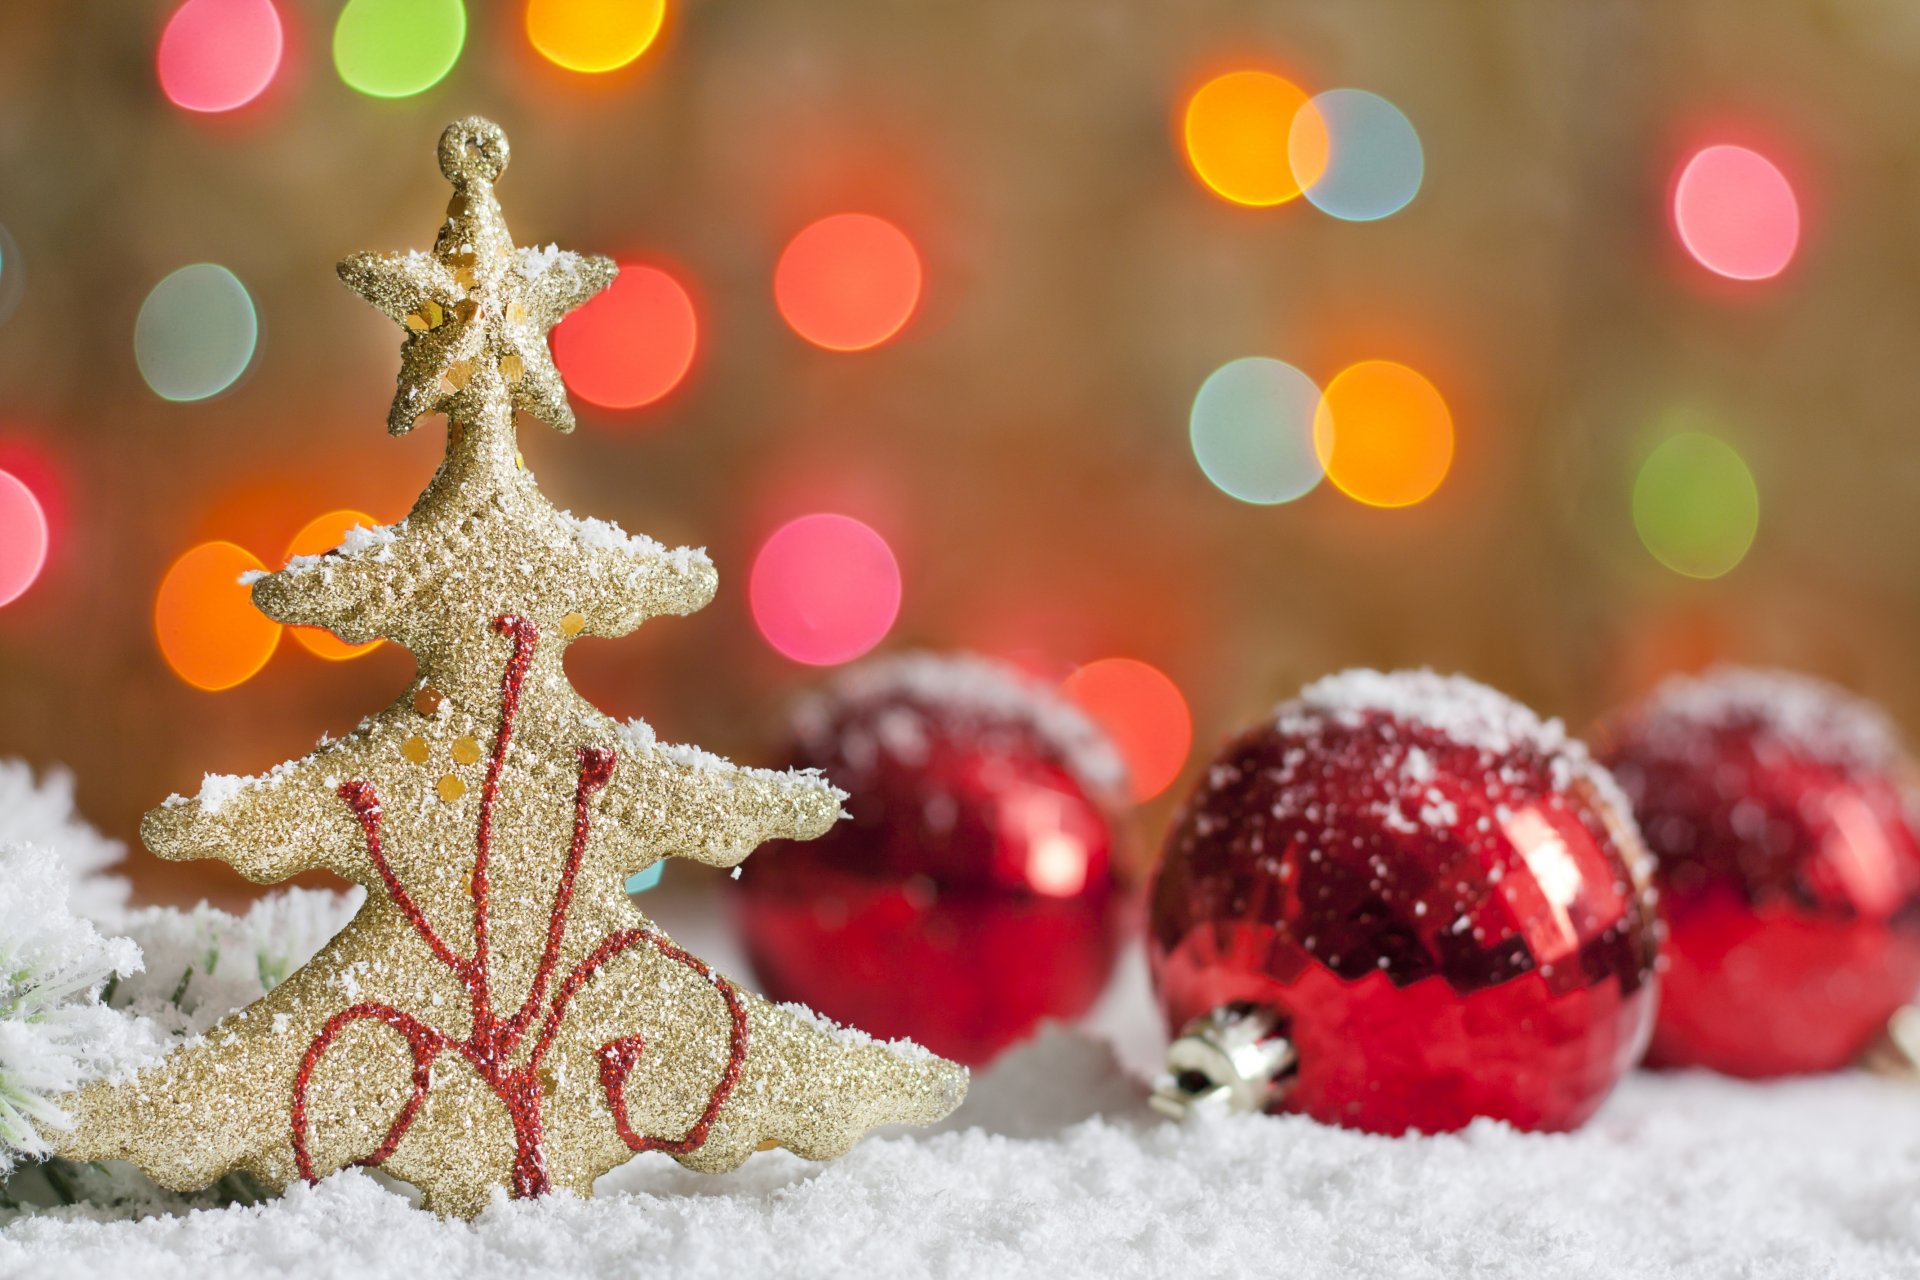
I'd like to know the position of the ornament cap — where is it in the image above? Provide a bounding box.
[439,116,509,185]
[1149,1004,1296,1119]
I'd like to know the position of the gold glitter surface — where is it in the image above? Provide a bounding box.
[54,118,966,1219]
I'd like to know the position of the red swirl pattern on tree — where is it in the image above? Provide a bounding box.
[289,614,749,1195]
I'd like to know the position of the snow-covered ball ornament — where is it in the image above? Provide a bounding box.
[1597,668,1920,1077]
[734,653,1129,1064]
[1148,670,1659,1134]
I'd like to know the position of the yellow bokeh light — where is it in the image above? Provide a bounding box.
[526,0,665,73]
[1312,360,1454,508]
[1183,70,1325,207]
[285,510,385,661]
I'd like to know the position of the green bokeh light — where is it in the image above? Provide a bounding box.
[1632,431,1759,579]
[1189,357,1324,505]
[333,0,466,99]
[134,263,259,402]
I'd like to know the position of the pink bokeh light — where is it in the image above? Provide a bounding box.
[1672,144,1800,281]
[157,0,284,114]
[0,469,50,607]
[749,513,901,666]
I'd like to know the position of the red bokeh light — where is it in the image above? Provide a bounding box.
[1060,658,1192,802]
[774,214,922,352]
[551,262,698,411]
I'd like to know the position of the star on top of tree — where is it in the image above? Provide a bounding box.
[336,116,614,436]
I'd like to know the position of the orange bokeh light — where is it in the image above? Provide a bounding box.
[774,213,922,352]
[1312,360,1454,508]
[284,510,384,661]
[1060,657,1192,802]
[1183,70,1325,207]
[525,0,664,74]
[155,540,281,691]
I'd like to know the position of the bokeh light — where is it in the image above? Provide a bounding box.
[1189,357,1324,504]
[157,0,284,114]
[134,264,259,403]
[774,214,922,352]
[749,513,901,666]
[1291,89,1423,221]
[526,0,664,73]
[1632,431,1759,579]
[1183,70,1324,207]
[0,470,49,608]
[0,223,23,328]
[154,541,281,691]
[284,511,384,661]
[1312,359,1453,508]
[333,0,466,99]
[551,263,697,410]
[1059,658,1191,802]
[1672,145,1799,281]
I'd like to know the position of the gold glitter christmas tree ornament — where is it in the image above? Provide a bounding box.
[55,118,967,1218]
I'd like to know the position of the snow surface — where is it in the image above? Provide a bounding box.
[6,759,1920,1277]
[4,936,1920,1278]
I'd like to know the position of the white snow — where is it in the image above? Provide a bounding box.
[794,652,1128,796]
[166,758,307,817]
[613,718,844,802]
[0,763,128,919]
[775,1001,938,1063]
[515,243,580,281]
[1626,665,1907,772]
[1276,669,1638,842]
[0,843,160,1174]
[246,522,403,584]
[1284,668,1574,761]
[555,510,711,576]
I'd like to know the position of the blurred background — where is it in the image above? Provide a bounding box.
[2,0,1918,908]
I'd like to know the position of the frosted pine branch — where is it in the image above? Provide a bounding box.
[0,843,158,1176]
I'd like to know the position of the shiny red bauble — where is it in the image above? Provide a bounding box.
[1150,670,1659,1135]
[732,653,1128,1065]
[1598,668,1920,1077]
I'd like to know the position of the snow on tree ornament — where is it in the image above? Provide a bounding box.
[1597,667,1920,1078]
[52,118,966,1217]
[1147,670,1659,1134]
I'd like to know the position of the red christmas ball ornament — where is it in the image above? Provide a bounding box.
[1149,670,1659,1134]
[732,653,1129,1064]
[1597,668,1920,1077]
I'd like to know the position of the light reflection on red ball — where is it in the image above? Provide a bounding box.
[732,654,1128,1064]
[1599,668,1920,1077]
[1150,671,1659,1134]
